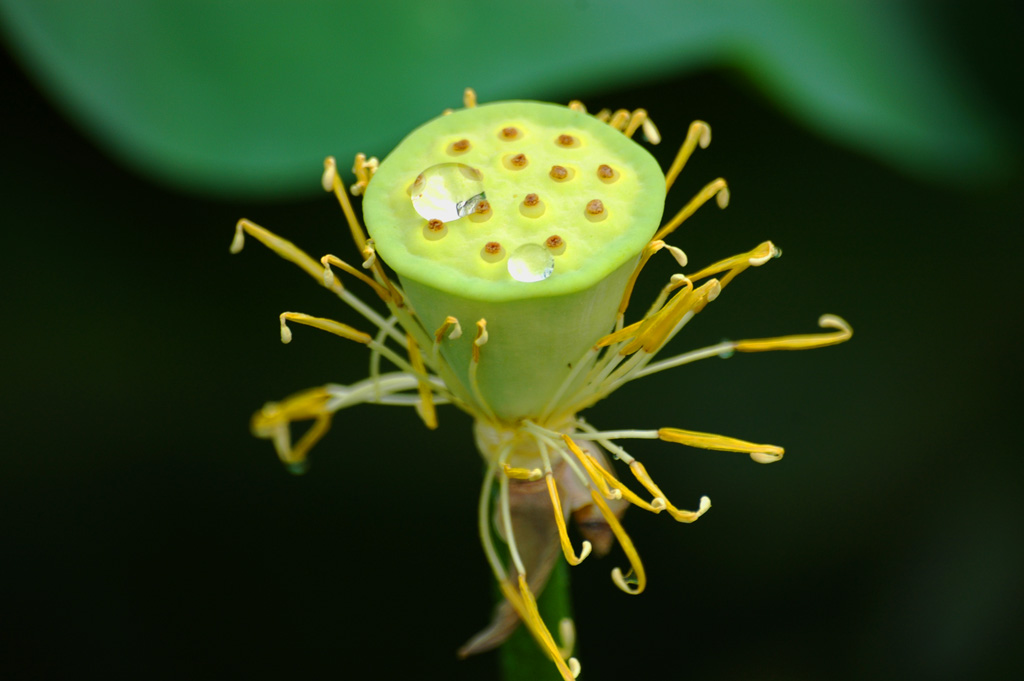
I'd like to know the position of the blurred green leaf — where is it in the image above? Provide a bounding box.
[0,0,1007,196]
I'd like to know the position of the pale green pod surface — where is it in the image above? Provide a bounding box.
[364,101,665,421]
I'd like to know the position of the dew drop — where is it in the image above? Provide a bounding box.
[507,244,554,283]
[410,163,486,222]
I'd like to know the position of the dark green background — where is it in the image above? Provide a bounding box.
[3,4,1022,680]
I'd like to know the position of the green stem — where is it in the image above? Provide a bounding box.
[499,559,573,681]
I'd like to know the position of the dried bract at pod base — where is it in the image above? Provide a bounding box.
[231,90,852,681]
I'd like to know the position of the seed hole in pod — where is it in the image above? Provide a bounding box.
[545,235,566,255]
[423,219,448,240]
[481,241,504,262]
[520,193,545,218]
[549,165,574,182]
[410,163,486,222]
[469,199,492,223]
[585,199,607,222]
[447,138,471,154]
[508,243,554,282]
[503,153,528,170]
[500,126,520,140]
[597,164,618,183]
[556,134,579,148]
[409,161,485,220]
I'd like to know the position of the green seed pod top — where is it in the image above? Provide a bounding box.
[364,101,666,302]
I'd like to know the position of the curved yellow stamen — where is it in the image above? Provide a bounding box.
[590,490,646,595]
[406,333,437,430]
[545,473,592,566]
[627,460,711,523]
[320,254,391,301]
[653,177,729,243]
[503,463,542,481]
[323,156,369,252]
[278,312,372,345]
[514,575,581,680]
[658,427,785,464]
[733,314,853,353]
[664,120,712,191]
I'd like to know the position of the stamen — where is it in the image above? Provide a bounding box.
[684,241,777,289]
[515,575,580,680]
[659,427,785,463]
[627,460,712,522]
[594,108,611,122]
[323,156,370,252]
[278,312,372,346]
[469,319,497,421]
[608,109,629,131]
[503,463,543,481]
[590,490,646,595]
[653,177,729,242]
[349,153,379,196]
[615,240,665,327]
[665,244,688,267]
[473,319,488,362]
[499,466,526,576]
[463,87,477,108]
[433,315,463,344]
[320,254,391,301]
[546,472,593,566]
[567,100,586,112]
[664,120,712,191]
[406,333,438,430]
[743,315,854,353]
[641,117,662,145]
[622,109,648,139]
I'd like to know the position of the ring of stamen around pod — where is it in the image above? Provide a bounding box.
[364,101,666,421]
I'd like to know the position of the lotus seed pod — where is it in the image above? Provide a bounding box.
[363,101,666,420]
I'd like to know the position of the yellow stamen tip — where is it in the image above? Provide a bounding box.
[321,156,337,192]
[750,451,783,464]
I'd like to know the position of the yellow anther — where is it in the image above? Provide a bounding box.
[278,312,373,346]
[498,576,579,681]
[653,177,729,242]
[406,333,438,430]
[590,490,646,595]
[433,316,462,344]
[320,254,391,301]
[594,108,611,122]
[616,240,665,322]
[567,100,586,112]
[608,109,629,131]
[250,387,334,468]
[641,117,661,145]
[321,156,337,192]
[472,319,488,362]
[685,241,776,289]
[562,435,662,511]
[658,427,785,463]
[621,278,718,356]
[546,473,593,566]
[665,120,712,191]
[732,314,853,354]
[622,108,647,139]
[323,156,369,252]
[349,153,379,196]
[627,460,711,523]
[463,87,477,108]
[231,219,342,294]
[503,463,542,481]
